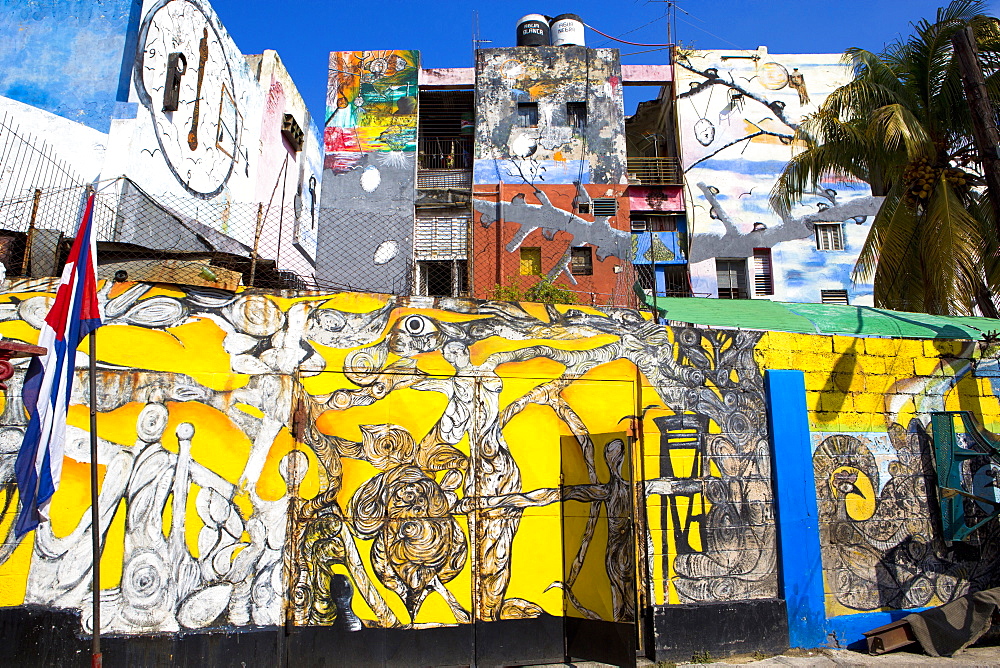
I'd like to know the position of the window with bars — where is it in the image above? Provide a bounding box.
[516,102,538,128]
[567,101,587,129]
[592,198,618,217]
[716,258,748,299]
[821,289,849,305]
[570,246,593,275]
[752,248,773,296]
[815,224,845,251]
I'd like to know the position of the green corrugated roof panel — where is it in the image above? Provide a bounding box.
[640,293,1000,339]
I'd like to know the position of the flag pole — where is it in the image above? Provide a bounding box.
[88,328,101,667]
[86,178,102,667]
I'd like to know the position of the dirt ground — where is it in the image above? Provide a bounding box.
[534,642,1000,667]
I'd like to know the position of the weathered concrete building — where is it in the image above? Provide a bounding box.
[316,20,674,305]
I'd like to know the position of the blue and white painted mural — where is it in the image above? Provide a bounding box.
[0,0,141,134]
[675,47,883,304]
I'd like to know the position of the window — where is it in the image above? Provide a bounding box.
[577,201,591,214]
[821,289,849,305]
[815,224,845,251]
[716,258,748,299]
[592,198,618,217]
[752,248,773,296]
[520,247,542,275]
[571,247,593,275]
[417,260,468,297]
[516,102,538,128]
[648,216,679,232]
[567,101,587,129]
[637,265,691,297]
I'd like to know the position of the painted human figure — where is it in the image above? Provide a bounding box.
[788,68,810,106]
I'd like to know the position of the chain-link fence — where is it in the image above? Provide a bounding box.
[0,177,642,308]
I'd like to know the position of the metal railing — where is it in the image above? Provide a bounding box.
[418,137,473,170]
[626,157,683,185]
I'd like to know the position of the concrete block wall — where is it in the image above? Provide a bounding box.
[0,278,995,663]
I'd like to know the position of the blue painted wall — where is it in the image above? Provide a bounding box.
[0,0,142,132]
[765,369,827,649]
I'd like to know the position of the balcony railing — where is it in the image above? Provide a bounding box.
[418,137,473,170]
[627,157,683,185]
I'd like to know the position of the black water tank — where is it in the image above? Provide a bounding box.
[517,14,551,47]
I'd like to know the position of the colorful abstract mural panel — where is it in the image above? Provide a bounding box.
[325,50,419,165]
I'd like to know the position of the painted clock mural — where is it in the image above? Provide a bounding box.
[134,0,243,199]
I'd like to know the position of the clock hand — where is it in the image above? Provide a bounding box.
[187,27,209,151]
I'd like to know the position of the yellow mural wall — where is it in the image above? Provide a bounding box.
[0,279,998,639]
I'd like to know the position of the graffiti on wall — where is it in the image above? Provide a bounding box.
[3,280,997,632]
[134,0,254,200]
[472,184,630,284]
[324,50,419,173]
[473,47,626,187]
[675,48,882,303]
[642,328,777,605]
[804,338,1000,616]
[317,50,419,294]
[0,278,786,633]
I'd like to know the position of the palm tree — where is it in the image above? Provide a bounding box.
[770,0,1000,316]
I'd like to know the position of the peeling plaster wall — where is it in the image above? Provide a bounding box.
[474,46,626,186]
[471,47,631,303]
[248,50,323,275]
[317,50,419,294]
[676,47,880,304]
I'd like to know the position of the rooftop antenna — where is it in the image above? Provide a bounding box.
[472,11,492,64]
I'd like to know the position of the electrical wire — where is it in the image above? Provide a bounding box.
[594,13,668,48]
[583,23,673,47]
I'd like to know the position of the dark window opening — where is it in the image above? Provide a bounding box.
[567,101,587,129]
[637,265,691,297]
[516,102,539,128]
[577,201,591,215]
[716,258,748,299]
[418,90,474,171]
[571,247,593,275]
[418,260,468,297]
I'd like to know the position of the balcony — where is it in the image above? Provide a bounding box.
[626,157,683,185]
[418,136,473,190]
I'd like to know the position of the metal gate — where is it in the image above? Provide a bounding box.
[287,370,639,667]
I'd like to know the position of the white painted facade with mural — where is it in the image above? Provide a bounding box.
[675,47,883,305]
[0,0,322,280]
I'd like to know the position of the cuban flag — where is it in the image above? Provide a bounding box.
[15,193,103,537]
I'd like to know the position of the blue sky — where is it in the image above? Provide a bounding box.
[210,0,996,126]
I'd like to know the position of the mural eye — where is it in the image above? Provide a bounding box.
[401,315,436,336]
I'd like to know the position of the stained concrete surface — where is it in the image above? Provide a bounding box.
[530,645,1000,666]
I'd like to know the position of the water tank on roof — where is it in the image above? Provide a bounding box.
[551,14,585,47]
[517,14,551,47]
